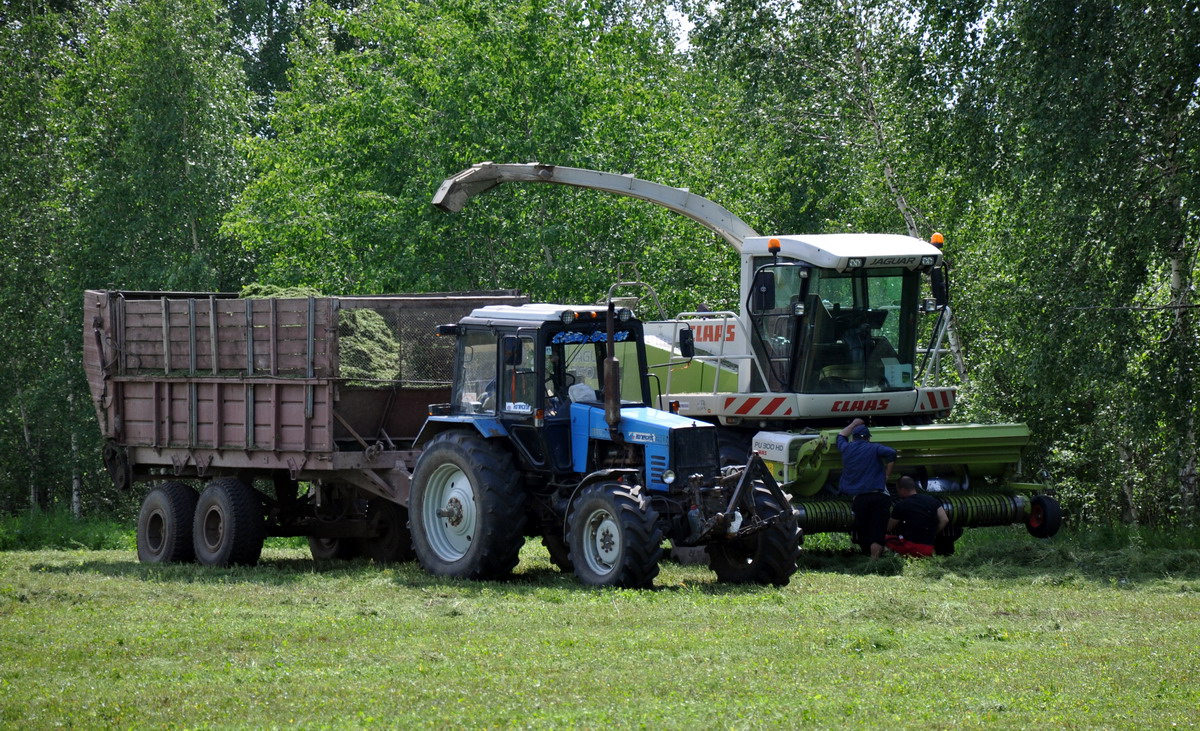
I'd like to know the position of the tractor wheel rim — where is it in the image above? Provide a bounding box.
[424,463,476,562]
[582,508,620,575]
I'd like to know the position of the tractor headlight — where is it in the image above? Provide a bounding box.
[662,469,676,485]
[560,311,576,325]
[617,307,633,322]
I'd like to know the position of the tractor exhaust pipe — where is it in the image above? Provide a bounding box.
[603,301,622,436]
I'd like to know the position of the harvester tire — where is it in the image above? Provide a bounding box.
[541,533,573,572]
[410,431,526,580]
[1027,495,1063,539]
[307,536,362,561]
[707,486,801,586]
[362,499,415,564]
[567,482,663,588]
[193,478,266,567]
[137,481,199,564]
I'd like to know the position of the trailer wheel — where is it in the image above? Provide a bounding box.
[307,537,362,561]
[193,478,266,567]
[1026,495,1063,539]
[410,431,525,579]
[137,481,199,564]
[707,486,801,586]
[567,482,663,588]
[541,533,573,572]
[362,499,415,564]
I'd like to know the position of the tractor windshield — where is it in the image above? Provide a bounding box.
[795,267,919,394]
[544,325,650,412]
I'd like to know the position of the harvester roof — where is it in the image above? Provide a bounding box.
[744,234,942,271]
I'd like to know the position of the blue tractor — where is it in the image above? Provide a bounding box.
[410,302,800,588]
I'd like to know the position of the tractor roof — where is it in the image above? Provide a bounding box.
[460,303,631,327]
[743,234,943,271]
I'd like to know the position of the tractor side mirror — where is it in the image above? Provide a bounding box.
[679,328,695,359]
[501,335,522,366]
[751,270,775,313]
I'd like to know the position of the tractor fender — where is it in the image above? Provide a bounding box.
[414,415,509,449]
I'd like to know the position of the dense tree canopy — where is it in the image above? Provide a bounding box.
[0,0,1196,524]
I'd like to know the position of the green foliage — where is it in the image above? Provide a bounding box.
[0,511,134,551]
[337,308,401,383]
[238,282,323,298]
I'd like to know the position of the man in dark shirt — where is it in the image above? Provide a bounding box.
[886,476,950,557]
[836,418,897,559]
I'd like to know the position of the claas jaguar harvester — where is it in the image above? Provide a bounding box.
[84,290,799,587]
[433,162,1063,550]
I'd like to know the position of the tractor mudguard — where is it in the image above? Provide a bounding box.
[414,415,508,448]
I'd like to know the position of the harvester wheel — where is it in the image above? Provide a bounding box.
[137,481,199,564]
[1027,495,1063,539]
[717,430,753,467]
[707,486,801,586]
[362,499,415,564]
[541,533,573,572]
[410,431,525,579]
[567,482,663,588]
[307,536,361,561]
[193,478,266,567]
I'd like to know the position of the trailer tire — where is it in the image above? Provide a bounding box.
[193,478,266,567]
[307,537,362,561]
[137,481,199,564]
[362,499,415,564]
[410,431,526,580]
[1027,495,1063,539]
[541,533,573,572]
[707,486,801,586]
[567,482,663,588]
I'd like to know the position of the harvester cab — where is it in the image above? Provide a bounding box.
[432,162,1063,548]
[409,302,800,587]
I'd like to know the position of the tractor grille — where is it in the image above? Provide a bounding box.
[671,427,719,480]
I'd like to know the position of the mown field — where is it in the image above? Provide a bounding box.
[2,525,1199,728]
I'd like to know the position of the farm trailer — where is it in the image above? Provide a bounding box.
[84,289,525,566]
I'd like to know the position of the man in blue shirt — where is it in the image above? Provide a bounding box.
[837,418,897,558]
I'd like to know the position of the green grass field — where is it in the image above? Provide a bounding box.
[2,526,1199,728]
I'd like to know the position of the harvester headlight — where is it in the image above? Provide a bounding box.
[560,311,576,325]
[662,470,677,485]
[793,302,806,316]
[920,255,936,267]
[617,307,633,322]
[847,257,865,269]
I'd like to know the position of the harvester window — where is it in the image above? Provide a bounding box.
[454,330,498,414]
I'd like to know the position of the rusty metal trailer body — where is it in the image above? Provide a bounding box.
[84,289,526,564]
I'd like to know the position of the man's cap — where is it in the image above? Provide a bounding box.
[852,423,871,439]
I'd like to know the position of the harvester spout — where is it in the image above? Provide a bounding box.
[432,162,759,253]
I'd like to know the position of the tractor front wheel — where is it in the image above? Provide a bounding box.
[567,482,663,588]
[707,486,801,586]
[410,431,525,579]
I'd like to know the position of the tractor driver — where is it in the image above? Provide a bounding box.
[837,417,897,559]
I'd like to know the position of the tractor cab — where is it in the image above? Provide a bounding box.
[743,234,941,396]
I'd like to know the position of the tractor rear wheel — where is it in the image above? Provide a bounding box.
[362,499,415,564]
[1027,495,1063,538]
[193,478,266,567]
[707,486,801,586]
[307,536,362,561]
[410,431,525,579]
[137,481,199,564]
[567,482,663,588]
